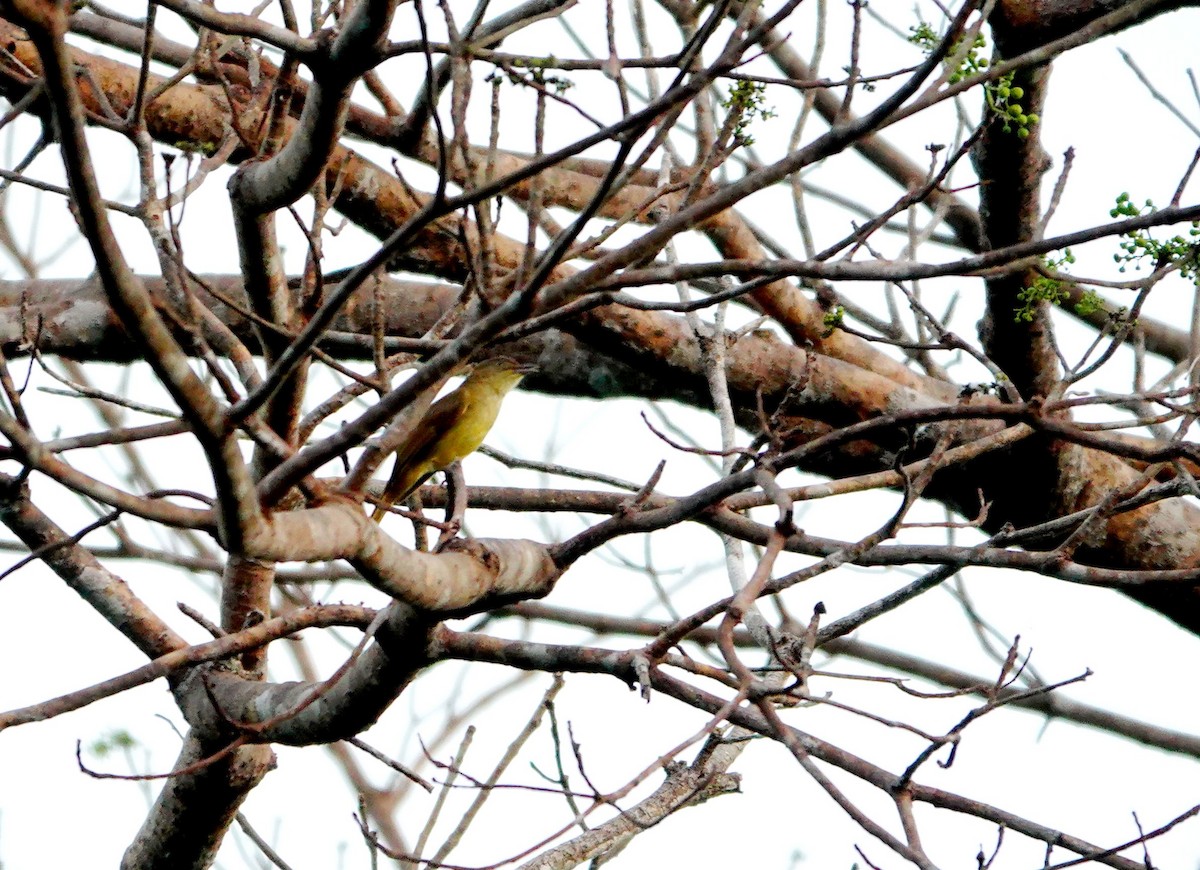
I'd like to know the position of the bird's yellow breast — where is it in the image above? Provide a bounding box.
[372,360,528,520]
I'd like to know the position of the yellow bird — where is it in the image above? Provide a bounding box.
[372,358,532,521]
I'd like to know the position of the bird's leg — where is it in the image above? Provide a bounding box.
[434,461,467,551]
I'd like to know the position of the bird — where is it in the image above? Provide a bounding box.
[371,357,532,521]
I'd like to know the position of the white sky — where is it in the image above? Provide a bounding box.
[2,2,1200,868]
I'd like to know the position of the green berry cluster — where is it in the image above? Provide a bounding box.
[1014,250,1121,324]
[720,80,776,146]
[908,22,989,84]
[1014,250,1075,322]
[89,729,138,758]
[909,22,1039,138]
[821,304,846,337]
[1110,193,1200,281]
[987,74,1038,138]
[1073,288,1106,317]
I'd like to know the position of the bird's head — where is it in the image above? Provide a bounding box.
[467,357,535,393]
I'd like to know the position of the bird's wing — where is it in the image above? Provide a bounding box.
[372,392,468,520]
[396,391,465,466]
